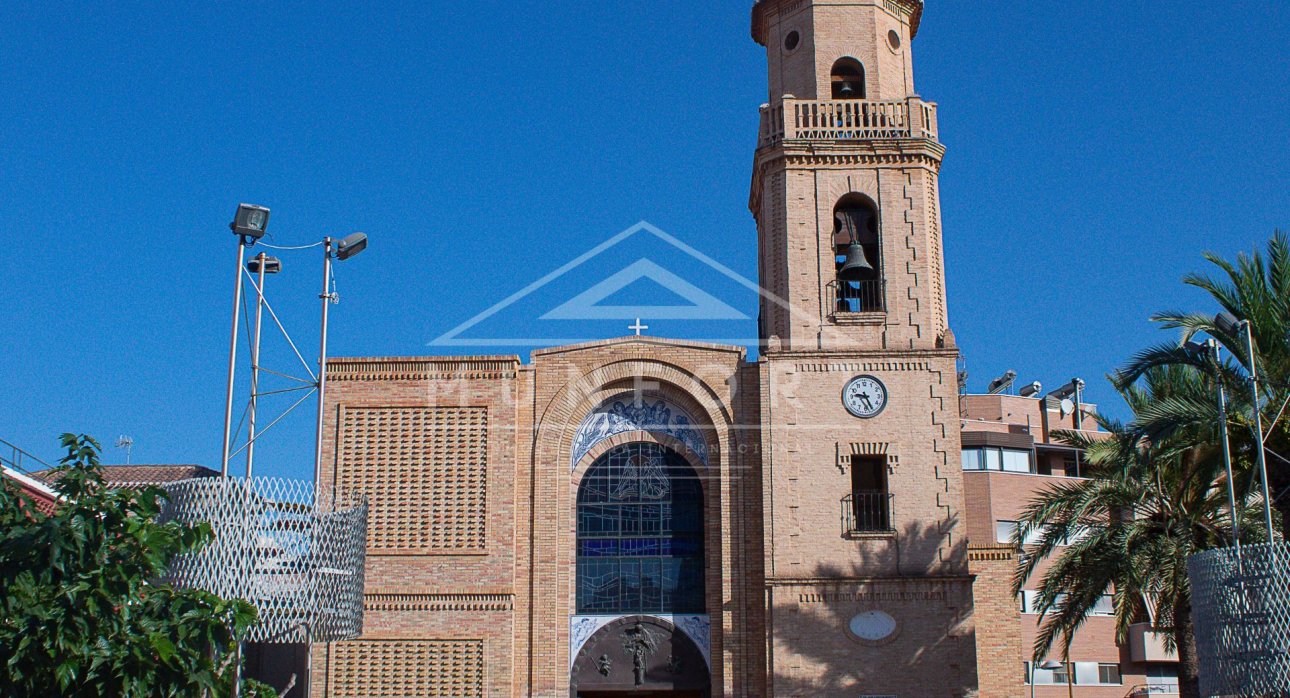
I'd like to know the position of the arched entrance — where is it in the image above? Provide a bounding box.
[571,616,710,697]
[571,442,711,696]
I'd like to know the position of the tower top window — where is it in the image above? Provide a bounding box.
[831,58,866,100]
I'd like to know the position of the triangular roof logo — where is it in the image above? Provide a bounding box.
[541,258,747,320]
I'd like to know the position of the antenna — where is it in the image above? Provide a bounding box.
[115,435,134,465]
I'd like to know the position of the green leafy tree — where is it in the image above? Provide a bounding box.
[0,434,269,697]
[1116,230,1290,538]
[1012,367,1263,698]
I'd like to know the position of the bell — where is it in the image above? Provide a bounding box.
[838,241,875,281]
[838,81,856,97]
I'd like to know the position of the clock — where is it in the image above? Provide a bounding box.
[842,375,888,419]
[848,610,898,642]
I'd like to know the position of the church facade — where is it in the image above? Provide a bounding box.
[309,1,985,695]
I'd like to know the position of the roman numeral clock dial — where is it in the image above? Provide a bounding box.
[843,375,888,419]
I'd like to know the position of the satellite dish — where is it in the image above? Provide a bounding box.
[1059,398,1075,416]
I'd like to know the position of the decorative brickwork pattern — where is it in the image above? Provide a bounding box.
[330,640,484,697]
[338,407,488,551]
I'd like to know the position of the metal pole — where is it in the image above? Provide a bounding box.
[1242,321,1276,539]
[221,237,248,477]
[313,239,334,497]
[245,253,268,479]
[1210,340,1241,548]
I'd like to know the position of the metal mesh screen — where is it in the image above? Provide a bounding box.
[159,477,368,643]
[1187,542,1290,697]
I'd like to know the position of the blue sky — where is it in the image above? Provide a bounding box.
[2,2,1286,481]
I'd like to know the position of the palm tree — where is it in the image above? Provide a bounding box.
[1116,231,1290,538]
[1012,366,1263,698]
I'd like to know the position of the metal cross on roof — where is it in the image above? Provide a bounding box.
[629,318,649,336]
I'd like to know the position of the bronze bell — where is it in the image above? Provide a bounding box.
[838,81,857,97]
[838,241,875,281]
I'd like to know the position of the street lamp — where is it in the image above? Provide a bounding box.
[313,233,369,487]
[1030,659,1064,698]
[1187,339,1241,547]
[1216,311,1275,539]
[244,253,281,479]
[221,204,271,476]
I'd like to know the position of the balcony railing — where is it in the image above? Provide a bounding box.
[842,491,893,534]
[1126,684,1179,697]
[759,97,938,148]
[832,278,885,314]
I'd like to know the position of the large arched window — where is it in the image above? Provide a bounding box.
[576,442,705,614]
[834,194,884,312]
[831,58,866,100]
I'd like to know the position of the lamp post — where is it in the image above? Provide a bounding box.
[221,204,271,477]
[1188,338,1241,547]
[245,253,281,479]
[1029,659,1064,698]
[1216,312,1275,539]
[313,233,368,492]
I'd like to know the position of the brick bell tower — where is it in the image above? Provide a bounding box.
[750,1,978,695]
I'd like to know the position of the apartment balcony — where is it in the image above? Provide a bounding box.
[842,491,894,535]
[1128,622,1178,663]
[1126,684,1179,697]
[758,97,939,149]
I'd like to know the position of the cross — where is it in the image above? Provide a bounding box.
[629,318,649,336]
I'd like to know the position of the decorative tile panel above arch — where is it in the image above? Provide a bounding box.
[570,395,709,470]
[836,441,899,474]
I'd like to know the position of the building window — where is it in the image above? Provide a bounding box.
[1021,590,1114,616]
[834,194,883,313]
[576,442,705,614]
[843,455,891,533]
[961,447,1034,474]
[1024,661,1072,685]
[1098,663,1123,685]
[830,57,865,99]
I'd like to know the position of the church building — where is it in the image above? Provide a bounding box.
[310,1,986,695]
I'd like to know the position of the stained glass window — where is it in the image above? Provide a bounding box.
[576,442,706,614]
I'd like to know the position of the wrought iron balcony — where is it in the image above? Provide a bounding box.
[842,491,893,535]
[832,278,886,314]
[758,97,938,148]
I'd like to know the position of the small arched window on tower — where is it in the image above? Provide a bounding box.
[834,195,883,313]
[831,58,866,100]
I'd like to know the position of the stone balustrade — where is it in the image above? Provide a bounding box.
[758,96,939,147]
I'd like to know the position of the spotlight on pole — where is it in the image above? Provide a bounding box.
[231,204,271,240]
[1019,382,1043,398]
[336,232,368,261]
[1214,311,1244,337]
[246,255,282,275]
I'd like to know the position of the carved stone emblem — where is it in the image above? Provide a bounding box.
[596,654,612,676]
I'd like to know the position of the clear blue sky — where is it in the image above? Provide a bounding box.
[2,2,1286,481]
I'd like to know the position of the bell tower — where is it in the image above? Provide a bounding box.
[750,1,978,695]
[750,0,947,352]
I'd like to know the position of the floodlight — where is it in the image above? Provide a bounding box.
[232,204,271,240]
[246,256,282,274]
[1019,382,1042,398]
[336,232,368,261]
[1214,312,1243,336]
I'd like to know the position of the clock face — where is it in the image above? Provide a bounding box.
[843,375,888,419]
[849,610,897,641]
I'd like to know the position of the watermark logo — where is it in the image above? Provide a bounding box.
[431,221,783,348]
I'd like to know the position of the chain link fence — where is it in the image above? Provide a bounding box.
[1187,541,1290,697]
[159,477,368,643]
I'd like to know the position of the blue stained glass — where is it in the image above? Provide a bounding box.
[576,442,706,614]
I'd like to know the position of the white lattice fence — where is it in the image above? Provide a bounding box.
[159,477,368,643]
[1187,542,1290,696]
